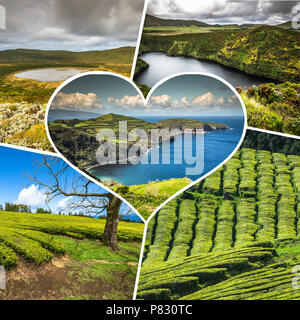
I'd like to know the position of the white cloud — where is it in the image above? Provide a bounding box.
[16,185,47,207]
[150,94,172,107]
[57,197,73,210]
[191,92,214,106]
[150,92,219,110]
[108,95,144,109]
[52,92,103,110]
[216,97,225,104]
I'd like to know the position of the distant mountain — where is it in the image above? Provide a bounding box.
[0,47,135,65]
[144,14,294,30]
[144,14,210,28]
[48,108,101,121]
[276,21,294,30]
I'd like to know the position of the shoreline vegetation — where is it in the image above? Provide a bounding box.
[0,47,135,151]
[135,15,300,135]
[138,15,299,83]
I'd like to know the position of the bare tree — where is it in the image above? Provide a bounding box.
[28,156,126,250]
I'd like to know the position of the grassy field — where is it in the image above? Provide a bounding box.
[137,148,300,300]
[0,47,135,150]
[143,25,243,36]
[0,211,143,300]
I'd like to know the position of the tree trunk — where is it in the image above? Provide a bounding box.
[103,194,122,250]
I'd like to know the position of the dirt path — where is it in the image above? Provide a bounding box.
[0,255,137,300]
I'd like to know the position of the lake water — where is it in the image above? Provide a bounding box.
[88,115,245,185]
[15,68,88,82]
[136,52,275,89]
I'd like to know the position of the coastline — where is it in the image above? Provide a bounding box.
[84,127,229,171]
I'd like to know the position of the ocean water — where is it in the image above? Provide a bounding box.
[88,115,245,185]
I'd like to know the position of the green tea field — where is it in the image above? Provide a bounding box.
[0,211,144,300]
[138,148,300,300]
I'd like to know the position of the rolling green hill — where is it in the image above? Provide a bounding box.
[144,14,210,28]
[137,147,300,300]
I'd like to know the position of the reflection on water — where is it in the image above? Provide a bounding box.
[136,52,276,89]
[15,68,88,82]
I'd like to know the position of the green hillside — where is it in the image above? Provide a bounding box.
[277,21,295,30]
[241,82,300,135]
[112,178,192,219]
[138,148,300,300]
[144,14,210,28]
[139,25,299,82]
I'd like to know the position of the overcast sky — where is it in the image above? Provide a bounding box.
[49,74,244,116]
[0,0,144,51]
[148,0,297,25]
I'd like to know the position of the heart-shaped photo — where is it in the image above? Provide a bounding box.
[46,72,246,219]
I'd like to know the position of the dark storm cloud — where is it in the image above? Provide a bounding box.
[0,0,144,50]
[148,0,297,25]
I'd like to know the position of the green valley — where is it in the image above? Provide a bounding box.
[139,16,299,83]
[135,15,300,136]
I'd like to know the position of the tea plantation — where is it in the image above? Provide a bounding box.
[0,211,144,269]
[138,148,300,300]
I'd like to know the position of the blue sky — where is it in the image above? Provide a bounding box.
[0,146,140,221]
[50,74,244,117]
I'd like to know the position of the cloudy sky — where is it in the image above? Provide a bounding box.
[50,74,244,116]
[147,0,297,25]
[0,0,144,51]
[0,146,139,220]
